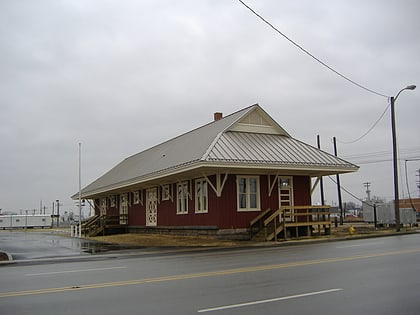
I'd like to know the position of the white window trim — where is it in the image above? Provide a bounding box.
[195,178,208,214]
[100,198,107,216]
[109,195,116,208]
[162,184,171,201]
[176,182,189,214]
[133,191,140,204]
[236,175,261,212]
[119,193,129,224]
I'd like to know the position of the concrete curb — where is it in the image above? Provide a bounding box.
[266,230,419,246]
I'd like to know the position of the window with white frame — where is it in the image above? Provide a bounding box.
[120,193,128,224]
[177,182,189,214]
[133,191,140,204]
[195,178,208,213]
[162,184,170,201]
[100,198,107,216]
[237,176,260,211]
[110,195,116,207]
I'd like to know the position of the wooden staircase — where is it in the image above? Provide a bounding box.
[81,215,126,237]
[250,206,331,241]
[81,215,104,237]
[249,208,271,241]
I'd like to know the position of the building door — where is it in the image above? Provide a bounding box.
[120,193,128,225]
[278,177,294,222]
[146,188,158,226]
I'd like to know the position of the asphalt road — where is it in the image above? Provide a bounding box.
[1,234,420,314]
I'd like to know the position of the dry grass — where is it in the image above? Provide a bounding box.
[88,223,418,247]
[89,233,245,247]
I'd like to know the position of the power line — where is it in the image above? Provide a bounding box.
[338,100,391,144]
[327,176,373,207]
[341,147,420,165]
[342,146,420,160]
[237,0,389,98]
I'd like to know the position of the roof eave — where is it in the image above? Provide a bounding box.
[73,160,358,200]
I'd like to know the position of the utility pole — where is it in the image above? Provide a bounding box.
[333,137,343,225]
[52,202,55,227]
[417,169,420,197]
[363,182,371,201]
[317,135,325,205]
[56,200,60,227]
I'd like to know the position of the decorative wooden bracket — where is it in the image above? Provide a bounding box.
[205,173,228,197]
[268,174,279,197]
[88,199,100,211]
[160,184,173,202]
[311,177,321,195]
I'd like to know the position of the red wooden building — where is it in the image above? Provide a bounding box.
[73,104,358,240]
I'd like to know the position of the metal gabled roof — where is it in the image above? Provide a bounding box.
[204,131,357,170]
[74,104,358,199]
[75,105,257,198]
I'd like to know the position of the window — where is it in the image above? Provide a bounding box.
[237,176,260,211]
[195,178,208,213]
[100,198,107,216]
[280,178,290,188]
[133,191,140,204]
[110,195,116,207]
[177,182,189,214]
[162,184,170,201]
[120,193,128,225]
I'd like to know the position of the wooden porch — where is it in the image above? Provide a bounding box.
[250,205,332,241]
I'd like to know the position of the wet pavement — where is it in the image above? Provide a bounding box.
[0,230,139,261]
[2,227,418,264]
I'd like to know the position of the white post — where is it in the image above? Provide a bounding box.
[78,142,82,238]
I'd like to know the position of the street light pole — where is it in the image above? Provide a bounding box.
[391,85,416,232]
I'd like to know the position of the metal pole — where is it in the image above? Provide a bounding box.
[56,200,60,228]
[78,142,82,238]
[390,85,416,230]
[52,202,55,228]
[333,137,344,225]
[317,135,325,205]
[390,96,401,232]
[373,204,377,229]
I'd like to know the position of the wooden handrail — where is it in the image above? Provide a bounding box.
[264,205,331,227]
[249,208,271,227]
[264,208,283,226]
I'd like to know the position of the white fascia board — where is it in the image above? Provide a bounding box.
[77,160,358,199]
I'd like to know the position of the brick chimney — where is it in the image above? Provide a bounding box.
[214,112,223,121]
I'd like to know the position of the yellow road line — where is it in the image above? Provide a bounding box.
[1,248,419,298]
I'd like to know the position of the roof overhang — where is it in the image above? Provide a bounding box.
[73,160,358,200]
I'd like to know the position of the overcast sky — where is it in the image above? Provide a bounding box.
[1,0,419,214]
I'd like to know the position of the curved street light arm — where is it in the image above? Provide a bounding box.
[394,85,416,102]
